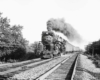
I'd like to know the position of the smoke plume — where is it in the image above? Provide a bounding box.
[47,18,83,43]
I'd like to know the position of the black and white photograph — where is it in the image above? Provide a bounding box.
[0,0,100,80]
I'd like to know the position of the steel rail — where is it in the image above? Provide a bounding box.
[71,53,79,80]
[35,54,77,80]
[0,56,60,79]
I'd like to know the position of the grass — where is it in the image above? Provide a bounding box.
[85,54,100,68]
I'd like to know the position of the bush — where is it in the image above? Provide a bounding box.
[0,13,27,62]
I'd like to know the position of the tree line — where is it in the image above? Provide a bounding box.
[0,13,42,62]
[85,39,100,59]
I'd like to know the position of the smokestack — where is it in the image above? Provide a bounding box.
[47,18,83,43]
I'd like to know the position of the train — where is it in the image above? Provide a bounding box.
[65,41,80,53]
[36,29,80,59]
[35,25,80,59]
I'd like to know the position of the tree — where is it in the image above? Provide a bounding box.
[85,40,100,56]
[0,13,27,61]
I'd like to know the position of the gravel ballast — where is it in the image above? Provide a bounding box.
[9,55,72,80]
[74,54,100,80]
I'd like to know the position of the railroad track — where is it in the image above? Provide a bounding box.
[0,58,41,69]
[36,53,78,80]
[5,53,76,80]
[0,58,41,72]
[0,56,61,80]
[0,53,76,80]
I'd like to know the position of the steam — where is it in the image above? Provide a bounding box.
[47,18,83,43]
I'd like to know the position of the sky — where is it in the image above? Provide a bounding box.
[0,0,100,49]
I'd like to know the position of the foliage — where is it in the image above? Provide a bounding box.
[30,41,43,56]
[85,40,100,58]
[85,40,100,68]
[0,13,28,61]
[21,41,44,60]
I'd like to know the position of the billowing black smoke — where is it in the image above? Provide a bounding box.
[47,18,83,43]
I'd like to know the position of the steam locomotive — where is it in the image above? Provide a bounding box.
[37,25,81,59]
[39,31,64,59]
[38,30,80,59]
